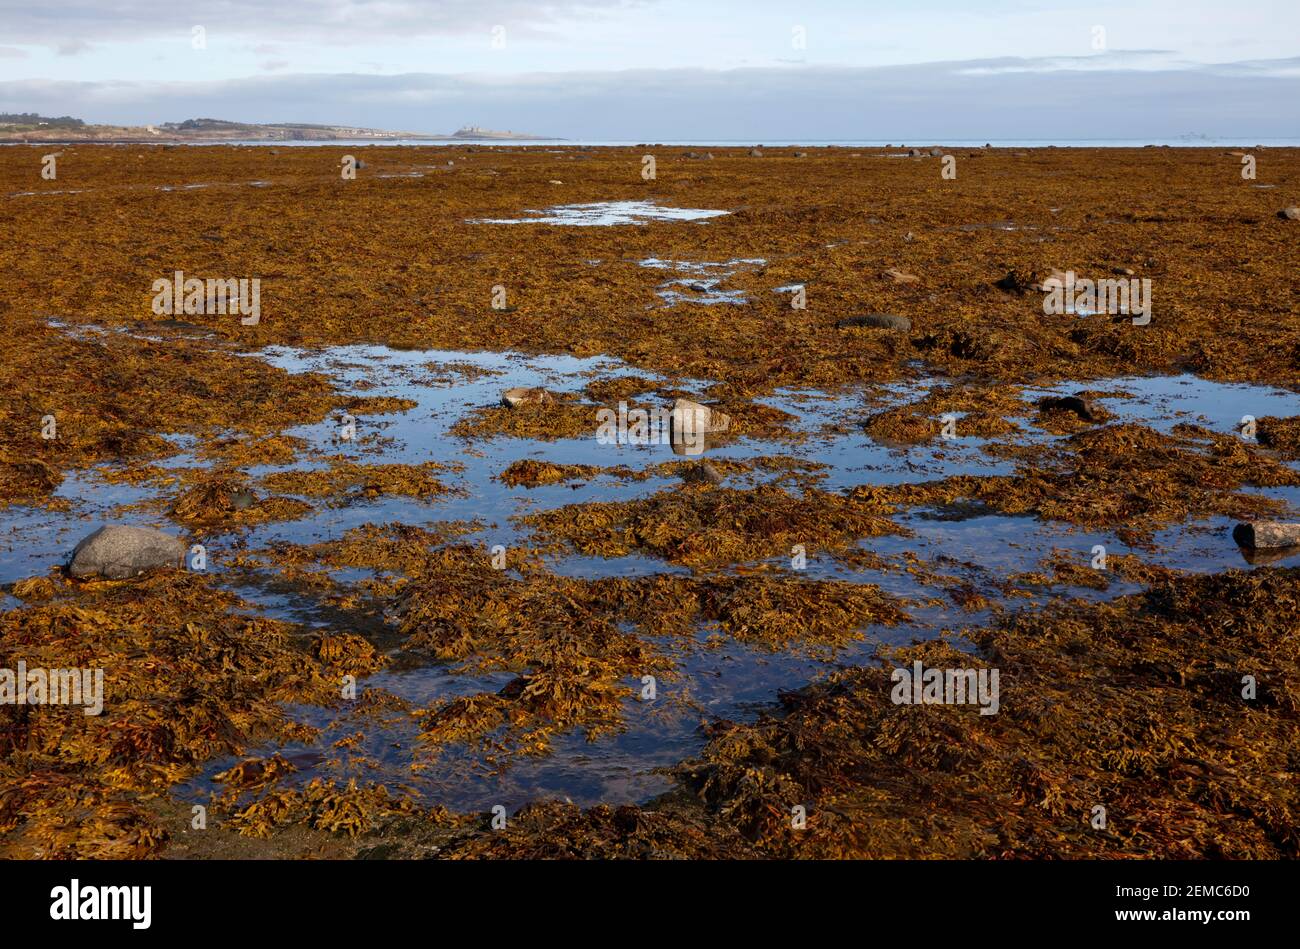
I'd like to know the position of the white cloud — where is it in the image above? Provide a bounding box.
[2,57,1295,139]
[0,0,651,46]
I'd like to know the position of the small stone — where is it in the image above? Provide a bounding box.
[996,269,1039,295]
[669,399,730,456]
[501,387,558,408]
[929,147,944,157]
[681,462,724,486]
[1233,521,1300,549]
[1034,268,1070,292]
[748,148,763,157]
[836,314,912,331]
[1038,395,1101,422]
[883,268,920,284]
[670,398,730,434]
[1278,207,1300,220]
[68,525,187,580]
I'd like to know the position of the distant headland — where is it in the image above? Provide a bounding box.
[0,114,555,144]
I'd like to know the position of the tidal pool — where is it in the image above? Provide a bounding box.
[471,200,729,226]
[9,328,1300,813]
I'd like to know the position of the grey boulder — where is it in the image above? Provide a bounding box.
[69,525,187,579]
[1232,521,1300,550]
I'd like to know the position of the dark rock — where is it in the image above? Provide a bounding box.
[995,269,1039,294]
[1038,395,1101,422]
[681,462,724,486]
[836,314,912,331]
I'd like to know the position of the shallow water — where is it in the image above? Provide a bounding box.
[638,257,766,305]
[471,200,729,226]
[7,329,1300,812]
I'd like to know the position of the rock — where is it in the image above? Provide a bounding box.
[793,151,807,158]
[929,147,944,157]
[1038,395,1100,422]
[68,525,187,580]
[1233,521,1300,549]
[670,398,730,434]
[681,461,724,486]
[355,159,367,170]
[836,314,912,331]
[996,269,1040,294]
[669,399,730,455]
[883,268,920,284]
[229,488,257,511]
[1279,207,1300,220]
[748,148,763,157]
[906,148,924,158]
[501,387,558,408]
[1034,268,1070,292]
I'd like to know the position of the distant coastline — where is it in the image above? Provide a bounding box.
[0,117,556,145]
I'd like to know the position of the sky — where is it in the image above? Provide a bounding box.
[0,1,1297,138]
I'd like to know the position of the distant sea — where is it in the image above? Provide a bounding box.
[205,137,1300,148]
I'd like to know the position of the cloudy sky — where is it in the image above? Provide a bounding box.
[1,0,1297,138]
